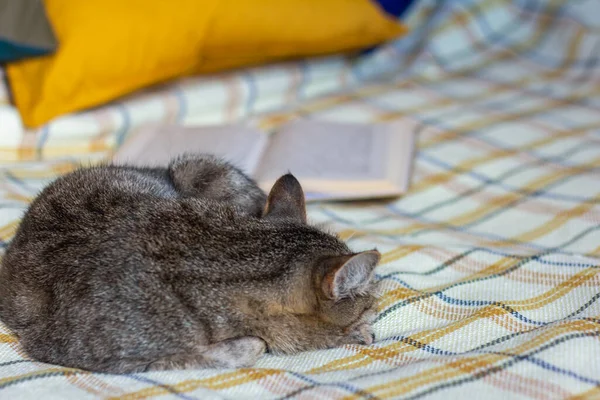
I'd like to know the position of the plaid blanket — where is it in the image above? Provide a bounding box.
[1,0,599,398]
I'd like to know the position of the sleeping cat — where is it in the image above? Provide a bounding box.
[0,155,380,373]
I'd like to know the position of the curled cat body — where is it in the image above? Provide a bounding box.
[0,155,381,373]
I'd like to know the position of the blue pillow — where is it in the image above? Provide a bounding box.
[0,0,57,63]
[374,0,416,18]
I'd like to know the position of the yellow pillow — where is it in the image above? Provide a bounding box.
[7,0,407,128]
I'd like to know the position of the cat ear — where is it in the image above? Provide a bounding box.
[321,250,381,300]
[263,174,307,223]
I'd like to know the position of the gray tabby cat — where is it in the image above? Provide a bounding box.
[0,155,380,373]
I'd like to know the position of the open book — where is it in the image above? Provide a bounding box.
[113,119,415,202]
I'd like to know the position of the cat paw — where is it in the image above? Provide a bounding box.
[209,336,267,368]
[343,309,377,346]
[344,323,374,346]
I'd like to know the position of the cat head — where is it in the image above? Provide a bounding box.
[249,174,381,352]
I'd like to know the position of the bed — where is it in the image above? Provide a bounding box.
[0,0,599,398]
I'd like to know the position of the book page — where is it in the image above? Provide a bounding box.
[254,118,415,201]
[112,123,268,175]
[381,118,417,194]
[254,119,388,184]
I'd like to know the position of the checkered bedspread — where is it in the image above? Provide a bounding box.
[0,0,599,398]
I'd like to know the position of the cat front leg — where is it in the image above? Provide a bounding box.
[259,313,375,354]
[201,336,267,368]
[144,336,267,371]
